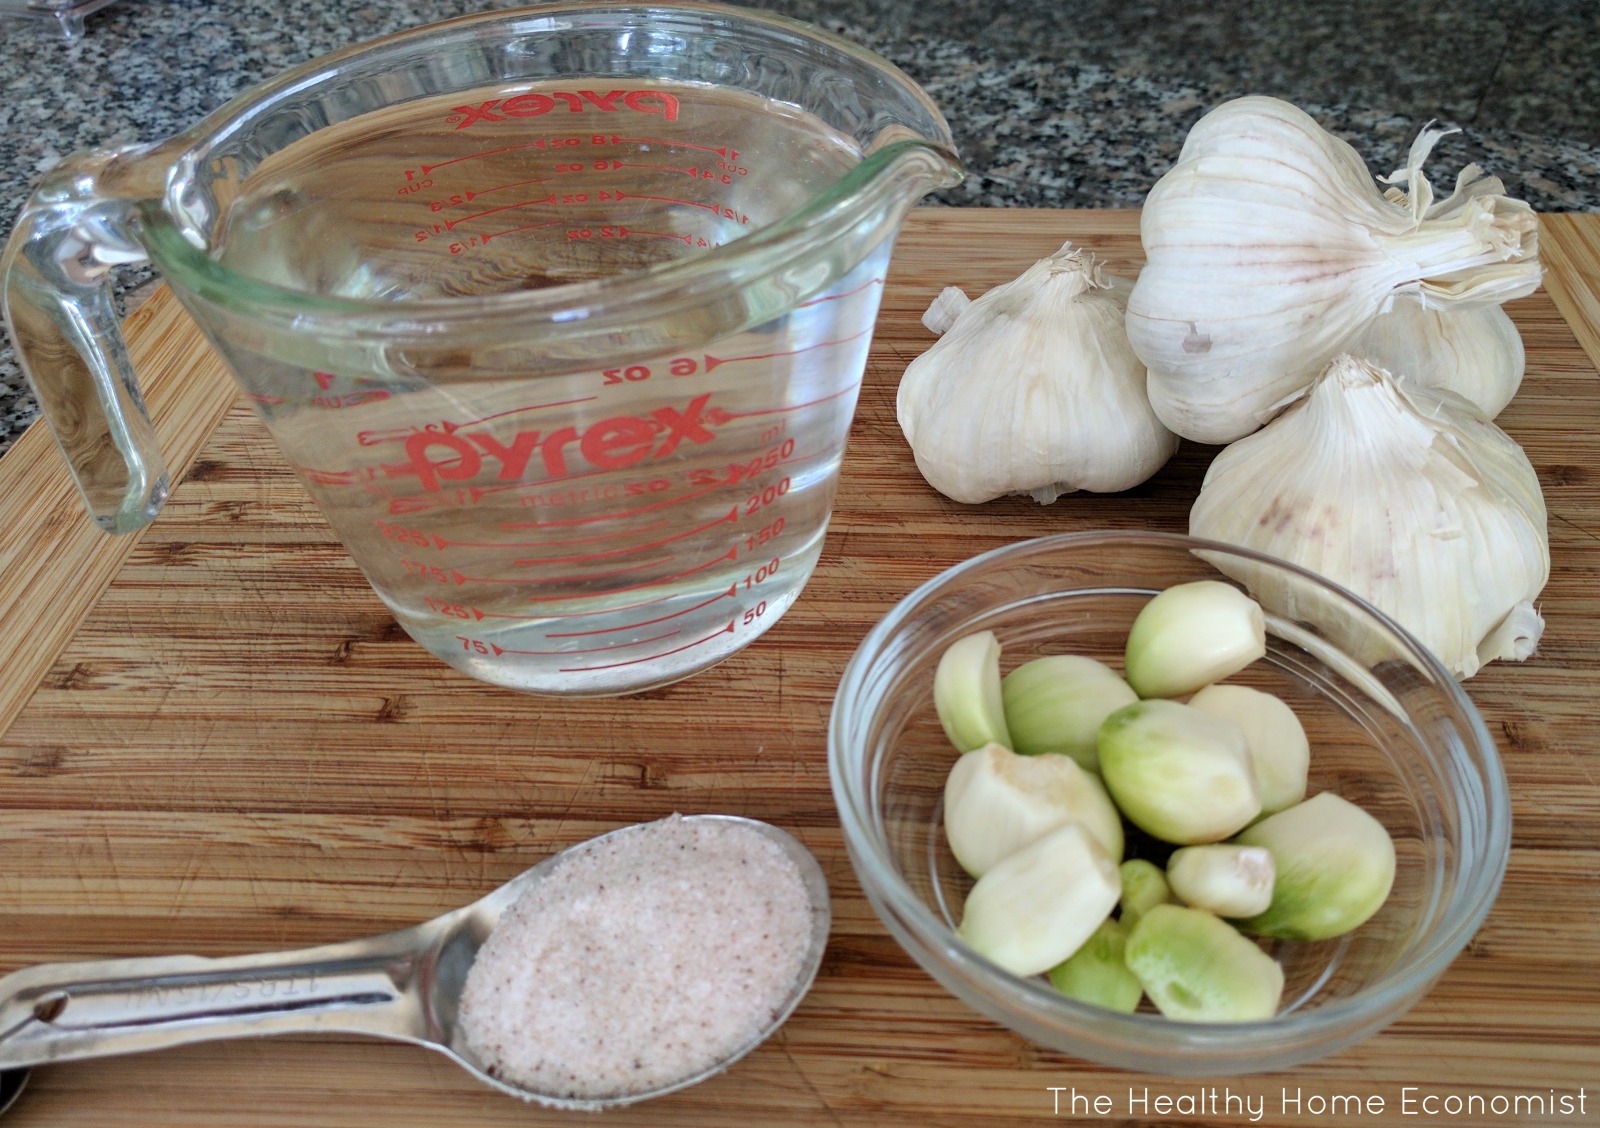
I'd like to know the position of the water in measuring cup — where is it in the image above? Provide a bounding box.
[208,80,887,694]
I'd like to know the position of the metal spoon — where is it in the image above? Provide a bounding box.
[0,815,830,1112]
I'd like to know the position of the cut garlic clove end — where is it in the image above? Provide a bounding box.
[1166,844,1276,918]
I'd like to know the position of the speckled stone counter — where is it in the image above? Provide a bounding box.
[2,0,1596,457]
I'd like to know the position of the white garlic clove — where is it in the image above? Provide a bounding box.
[1187,684,1309,816]
[1349,295,1525,418]
[942,743,1124,877]
[1127,96,1541,444]
[956,822,1122,978]
[1189,353,1549,679]
[897,243,1177,504]
[1166,844,1276,918]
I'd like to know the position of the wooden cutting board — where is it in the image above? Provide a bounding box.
[1,210,1597,1128]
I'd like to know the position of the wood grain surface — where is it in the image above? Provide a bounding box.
[0,210,1596,1128]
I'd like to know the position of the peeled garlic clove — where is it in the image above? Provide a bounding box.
[1350,295,1524,418]
[1047,918,1143,1013]
[1128,97,1540,444]
[1002,655,1138,770]
[1097,700,1261,845]
[1235,792,1396,941]
[1189,354,1548,678]
[957,822,1122,978]
[1187,684,1309,816]
[1124,581,1266,698]
[934,631,1011,752]
[1118,858,1174,926]
[943,743,1124,876]
[1166,844,1276,918]
[897,244,1177,504]
[1124,904,1284,1022]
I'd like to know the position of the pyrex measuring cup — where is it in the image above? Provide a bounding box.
[2,2,960,695]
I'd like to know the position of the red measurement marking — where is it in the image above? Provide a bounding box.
[357,396,596,446]
[795,277,886,309]
[485,219,566,243]
[614,136,733,156]
[431,518,672,551]
[522,546,736,604]
[422,144,556,174]
[473,177,553,198]
[248,392,286,407]
[500,481,727,529]
[615,161,696,176]
[511,506,737,566]
[627,229,694,244]
[453,555,673,587]
[721,382,863,421]
[447,194,559,230]
[490,629,679,658]
[557,620,735,673]
[703,327,873,373]
[621,191,720,214]
[547,583,736,638]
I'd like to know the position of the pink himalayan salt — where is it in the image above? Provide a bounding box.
[457,814,815,1101]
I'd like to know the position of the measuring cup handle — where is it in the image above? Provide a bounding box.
[0,929,432,1071]
[1,144,174,533]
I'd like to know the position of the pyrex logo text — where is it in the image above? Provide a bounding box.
[448,89,681,130]
[386,394,717,490]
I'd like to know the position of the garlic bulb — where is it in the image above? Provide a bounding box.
[897,244,1177,504]
[1350,296,1524,418]
[1127,96,1541,444]
[1190,354,1548,678]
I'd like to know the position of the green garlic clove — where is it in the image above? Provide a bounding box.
[1124,581,1266,698]
[943,743,1124,877]
[934,631,1012,753]
[1166,844,1276,918]
[1124,904,1284,1023]
[1047,918,1143,1014]
[1235,792,1397,940]
[1188,684,1310,816]
[957,822,1121,978]
[1097,699,1262,845]
[1002,655,1139,770]
[1118,858,1174,926]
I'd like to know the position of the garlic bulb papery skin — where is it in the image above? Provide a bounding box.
[897,244,1178,504]
[1127,96,1541,445]
[1350,296,1525,418]
[1189,354,1548,679]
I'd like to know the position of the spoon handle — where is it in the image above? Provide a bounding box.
[0,926,437,1069]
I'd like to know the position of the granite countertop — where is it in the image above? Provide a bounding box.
[1,0,1596,459]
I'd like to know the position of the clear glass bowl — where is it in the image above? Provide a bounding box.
[828,531,1509,1075]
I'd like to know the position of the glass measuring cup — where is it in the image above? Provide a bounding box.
[2,2,961,695]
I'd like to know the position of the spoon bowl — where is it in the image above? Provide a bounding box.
[0,815,830,1111]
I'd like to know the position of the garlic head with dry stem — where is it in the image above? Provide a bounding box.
[1127,96,1541,444]
[897,244,1177,504]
